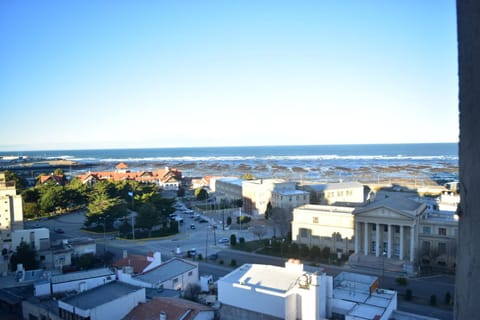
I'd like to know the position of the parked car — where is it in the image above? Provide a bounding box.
[54,228,64,234]
[218,237,229,244]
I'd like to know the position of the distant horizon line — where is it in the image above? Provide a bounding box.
[0,141,459,153]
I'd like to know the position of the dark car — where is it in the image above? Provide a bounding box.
[54,228,64,234]
[208,253,218,260]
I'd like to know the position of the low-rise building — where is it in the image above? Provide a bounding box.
[301,181,367,206]
[124,297,215,320]
[292,204,355,255]
[242,179,307,216]
[117,256,198,291]
[218,261,401,320]
[34,267,115,297]
[58,281,145,320]
[215,177,243,202]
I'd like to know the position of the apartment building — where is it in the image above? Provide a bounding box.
[0,173,24,243]
[215,177,243,202]
[301,181,366,206]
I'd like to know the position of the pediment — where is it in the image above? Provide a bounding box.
[354,206,414,222]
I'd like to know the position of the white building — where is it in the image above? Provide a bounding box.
[117,257,198,291]
[215,177,243,202]
[218,261,400,320]
[292,205,355,255]
[12,228,50,252]
[301,181,366,206]
[242,179,307,216]
[58,281,145,320]
[34,267,115,297]
[0,173,24,243]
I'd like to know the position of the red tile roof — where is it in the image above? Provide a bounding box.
[113,254,152,274]
[116,162,129,169]
[123,297,213,320]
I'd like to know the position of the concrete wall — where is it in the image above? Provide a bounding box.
[456,0,480,318]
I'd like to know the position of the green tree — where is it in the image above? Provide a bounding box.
[226,216,232,226]
[194,188,208,201]
[22,188,40,203]
[241,173,255,180]
[23,202,40,219]
[3,170,27,192]
[10,241,39,271]
[53,168,64,176]
[86,191,127,228]
[136,202,161,237]
[65,177,89,207]
[72,253,96,270]
[39,185,66,214]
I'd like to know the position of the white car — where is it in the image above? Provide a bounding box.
[218,237,229,244]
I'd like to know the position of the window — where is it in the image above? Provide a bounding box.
[300,228,309,238]
[188,271,193,276]
[439,228,447,236]
[422,241,431,253]
[313,217,319,224]
[395,226,400,233]
[372,224,376,231]
[371,241,376,255]
[423,226,431,235]
[438,242,447,254]
[384,225,388,232]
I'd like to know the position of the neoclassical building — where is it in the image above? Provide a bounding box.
[292,191,458,269]
[353,194,426,262]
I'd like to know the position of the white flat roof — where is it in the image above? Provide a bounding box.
[220,264,305,295]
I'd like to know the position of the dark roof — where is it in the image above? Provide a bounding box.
[60,281,143,310]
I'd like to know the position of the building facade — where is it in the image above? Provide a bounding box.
[215,177,243,202]
[0,173,24,243]
[301,181,366,206]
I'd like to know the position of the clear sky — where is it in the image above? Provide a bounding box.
[0,1,458,151]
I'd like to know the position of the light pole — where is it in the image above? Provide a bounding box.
[382,250,387,287]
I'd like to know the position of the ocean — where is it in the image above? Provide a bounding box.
[1,143,458,184]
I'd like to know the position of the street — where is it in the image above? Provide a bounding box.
[26,210,454,320]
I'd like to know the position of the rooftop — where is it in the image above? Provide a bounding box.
[135,258,196,284]
[51,268,114,284]
[124,297,213,320]
[305,181,364,192]
[61,281,143,309]
[219,263,306,295]
[297,204,355,214]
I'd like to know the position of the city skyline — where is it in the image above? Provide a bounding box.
[1,1,458,152]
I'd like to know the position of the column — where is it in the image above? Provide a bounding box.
[410,226,415,262]
[375,223,380,257]
[387,224,392,258]
[364,223,369,255]
[399,225,404,260]
[354,222,359,254]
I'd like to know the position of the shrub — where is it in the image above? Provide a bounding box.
[230,234,237,246]
[239,237,245,244]
[405,289,413,301]
[445,291,452,305]
[395,277,408,286]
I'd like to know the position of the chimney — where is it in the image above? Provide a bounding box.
[159,311,167,320]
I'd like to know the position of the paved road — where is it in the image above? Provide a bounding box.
[27,210,454,320]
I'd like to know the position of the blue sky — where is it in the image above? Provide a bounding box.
[0,1,458,151]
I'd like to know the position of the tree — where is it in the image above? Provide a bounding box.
[53,168,64,176]
[86,191,127,228]
[39,185,66,214]
[136,202,161,237]
[183,283,201,301]
[241,173,255,180]
[270,207,292,237]
[66,177,89,207]
[226,216,232,226]
[3,170,27,192]
[265,202,273,220]
[252,225,267,240]
[310,245,321,261]
[10,241,39,271]
[194,188,208,201]
[230,234,237,246]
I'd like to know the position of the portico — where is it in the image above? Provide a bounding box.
[353,194,425,263]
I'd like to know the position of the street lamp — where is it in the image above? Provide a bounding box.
[382,250,387,287]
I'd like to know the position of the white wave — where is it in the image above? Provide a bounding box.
[86,154,458,162]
